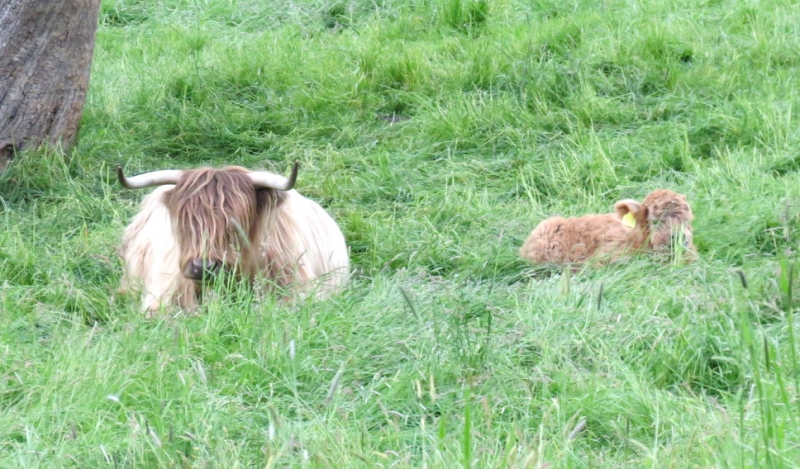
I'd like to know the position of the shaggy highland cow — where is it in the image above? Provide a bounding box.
[520,189,695,265]
[118,162,350,314]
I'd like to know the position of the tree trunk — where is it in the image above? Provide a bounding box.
[0,0,101,169]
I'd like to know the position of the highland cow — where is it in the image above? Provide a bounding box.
[519,189,695,266]
[118,162,350,314]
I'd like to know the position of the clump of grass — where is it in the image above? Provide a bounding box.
[439,0,489,35]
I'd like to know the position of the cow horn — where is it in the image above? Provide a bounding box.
[247,161,299,191]
[117,166,183,189]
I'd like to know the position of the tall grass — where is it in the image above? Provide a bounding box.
[1,0,800,466]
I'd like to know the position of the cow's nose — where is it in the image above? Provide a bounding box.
[184,259,221,281]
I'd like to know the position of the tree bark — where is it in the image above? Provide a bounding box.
[0,0,101,168]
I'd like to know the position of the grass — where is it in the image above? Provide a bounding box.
[1,0,800,466]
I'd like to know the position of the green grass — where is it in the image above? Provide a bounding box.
[2,0,800,466]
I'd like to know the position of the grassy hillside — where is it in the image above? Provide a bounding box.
[1,0,800,466]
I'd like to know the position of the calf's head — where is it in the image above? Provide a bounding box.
[614,189,695,258]
[118,163,299,281]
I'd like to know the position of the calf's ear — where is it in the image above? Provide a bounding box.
[614,199,644,228]
[614,199,641,219]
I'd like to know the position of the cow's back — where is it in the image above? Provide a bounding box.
[259,190,350,298]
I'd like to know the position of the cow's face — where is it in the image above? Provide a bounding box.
[118,162,299,283]
[165,168,259,282]
[640,190,694,256]
[615,190,695,259]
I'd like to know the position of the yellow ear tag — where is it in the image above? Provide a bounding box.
[622,213,636,228]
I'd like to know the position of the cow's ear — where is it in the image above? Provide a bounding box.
[162,187,175,206]
[614,199,641,227]
[614,199,640,217]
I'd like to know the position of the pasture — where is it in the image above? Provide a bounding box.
[1,0,800,466]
